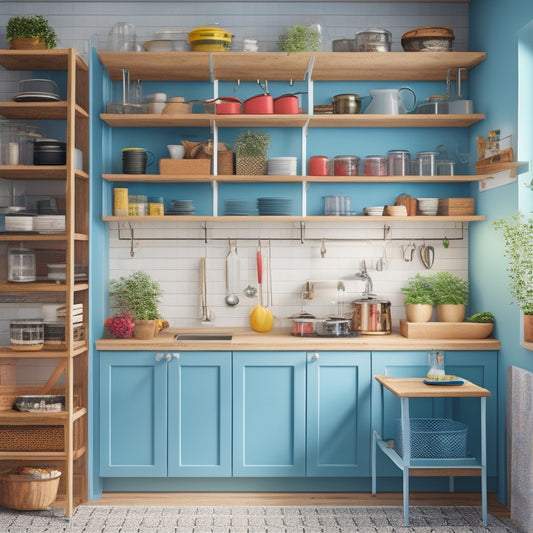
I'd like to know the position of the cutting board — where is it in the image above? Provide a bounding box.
[400,319,494,339]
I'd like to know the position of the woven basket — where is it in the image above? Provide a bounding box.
[236,156,267,176]
[0,473,61,510]
[216,150,235,175]
[0,425,64,451]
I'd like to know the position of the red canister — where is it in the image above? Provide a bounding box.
[308,155,329,176]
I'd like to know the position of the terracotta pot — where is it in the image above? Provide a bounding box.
[9,37,47,50]
[405,304,433,323]
[524,314,533,342]
[133,320,157,339]
[436,304,466,322]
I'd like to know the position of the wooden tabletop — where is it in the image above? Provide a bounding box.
[374,375,491,398]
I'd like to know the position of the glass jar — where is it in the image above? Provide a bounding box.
[113,188,129,216]
[10,319,44,348]
[8,247,36,282]
[364,155,388,176]
[333,155,360,176]
[437,160,456,176]
[148,196,164,216]
[427,350,445,378]
[415,151,439,176]
[387,150,411,176]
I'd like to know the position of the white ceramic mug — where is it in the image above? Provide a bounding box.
[167,144,185,159]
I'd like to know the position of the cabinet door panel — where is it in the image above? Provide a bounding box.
[233,352,306,476]
[307,352,371,476]
[99,352,167,476]
[167,352,232,476]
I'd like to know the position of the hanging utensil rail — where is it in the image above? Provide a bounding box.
[117,222,465,256]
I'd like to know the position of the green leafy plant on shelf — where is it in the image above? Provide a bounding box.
[234,130,271,158]
[278,25,322,52]
[6,15,58,49]
[401,274,436,305]
[493,212,533,315]
[430,271,469,306]
[109,270,163,321]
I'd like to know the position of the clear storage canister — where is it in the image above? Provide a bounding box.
[8,247,36,282]
[388,150,411,176]
[364,155,388,176]
[437,160,455,176]
[333,155,359,176]
[415,151,439,176]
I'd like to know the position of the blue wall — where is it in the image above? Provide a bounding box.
[469,0,533,503]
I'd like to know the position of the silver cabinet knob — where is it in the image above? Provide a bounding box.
[155,352,164,362]
[310,352,320,361]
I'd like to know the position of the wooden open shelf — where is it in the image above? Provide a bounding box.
[0,102,88,120]
[0,166,88,180]
[98,51,486,82]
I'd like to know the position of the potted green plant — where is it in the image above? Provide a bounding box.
[493,212,533,341]
[234,129,271,175]
[401,273,435,322]
[109,270,163,339]
[430,271,469,322]
[6,15,58,50]
[278,25,322,52]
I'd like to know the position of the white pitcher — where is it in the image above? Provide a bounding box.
[364,87,416,114]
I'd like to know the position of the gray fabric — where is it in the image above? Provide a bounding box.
[0,505,519,532]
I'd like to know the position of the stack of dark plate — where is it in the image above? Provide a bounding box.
[165,200,195,215]
[257,197,291,216]
[223,199,251,216]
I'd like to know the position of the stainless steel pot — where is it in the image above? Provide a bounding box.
[332,94,361,114]
[351,295,391,335]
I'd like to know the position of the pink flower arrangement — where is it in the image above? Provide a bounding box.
[104,313,135,338]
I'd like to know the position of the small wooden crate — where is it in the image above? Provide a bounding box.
[438,197,475,216]
[0,473,61,510]
[159,158,210,175]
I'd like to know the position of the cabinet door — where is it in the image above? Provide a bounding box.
[233,352,306,476]
[371,351,498,478]
[306,351,371,476]
[167,352,232,477]
[99,351,167,476]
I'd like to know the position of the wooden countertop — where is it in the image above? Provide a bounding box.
[375,376,491,398]
[95,328,501,352]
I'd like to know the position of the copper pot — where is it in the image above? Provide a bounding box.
[351,296,391,335]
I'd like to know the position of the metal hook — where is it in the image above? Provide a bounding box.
[289,78,294,87]
[320,238,327,258]
[234,79,240,92]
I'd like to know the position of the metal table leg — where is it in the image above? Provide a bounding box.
[481,396,487,526]
[401,397,411,526]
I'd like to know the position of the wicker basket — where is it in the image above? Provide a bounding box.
[0,473,61,510]
[236,156,267,176]
[0,425,64,451]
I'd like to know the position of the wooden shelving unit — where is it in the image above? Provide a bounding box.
[0,49,89,518]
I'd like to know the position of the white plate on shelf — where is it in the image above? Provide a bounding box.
[14,92,61,102]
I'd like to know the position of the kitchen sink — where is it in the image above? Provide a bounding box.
[175,334,233,341]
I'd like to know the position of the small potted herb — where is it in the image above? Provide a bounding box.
[278,25,322,53]
[234,129,271,175]
[109,271,163,339]
[430,271,469,322]
[7,15,58,50]
[493,212,533,341]
[401,274,435,322]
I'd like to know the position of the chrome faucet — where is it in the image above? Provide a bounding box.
[354,260,373,296]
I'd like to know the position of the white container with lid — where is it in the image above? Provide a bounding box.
[8,247,36,282]
[355,29,392,52]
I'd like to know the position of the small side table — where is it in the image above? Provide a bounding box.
[371,375,490,526]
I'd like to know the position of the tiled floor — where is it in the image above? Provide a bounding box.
[0,505,520,532]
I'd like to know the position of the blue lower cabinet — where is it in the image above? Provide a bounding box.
[99,351,168,476]
[306,351,371,477]
[371,350,498,479]
[167,352,232,476]
[233,352,307,476]
[99,351,231,478]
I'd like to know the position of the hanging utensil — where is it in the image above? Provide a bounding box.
[249,241,273,332]
[200,256,213,322]
[402,242,415,262]
[418,244,435,269]
[225,241,240,306]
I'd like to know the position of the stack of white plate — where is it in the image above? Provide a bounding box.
[363,206,384,216]
[267,157,297,176]
[5,215,35,232]
[417,198,439,216]
[34,215,66,233]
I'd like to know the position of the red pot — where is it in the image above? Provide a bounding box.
[215,97,243,115]
[244,94,273,114]
[274,94,299,114]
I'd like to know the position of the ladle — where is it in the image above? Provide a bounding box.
[224,241,240,306]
